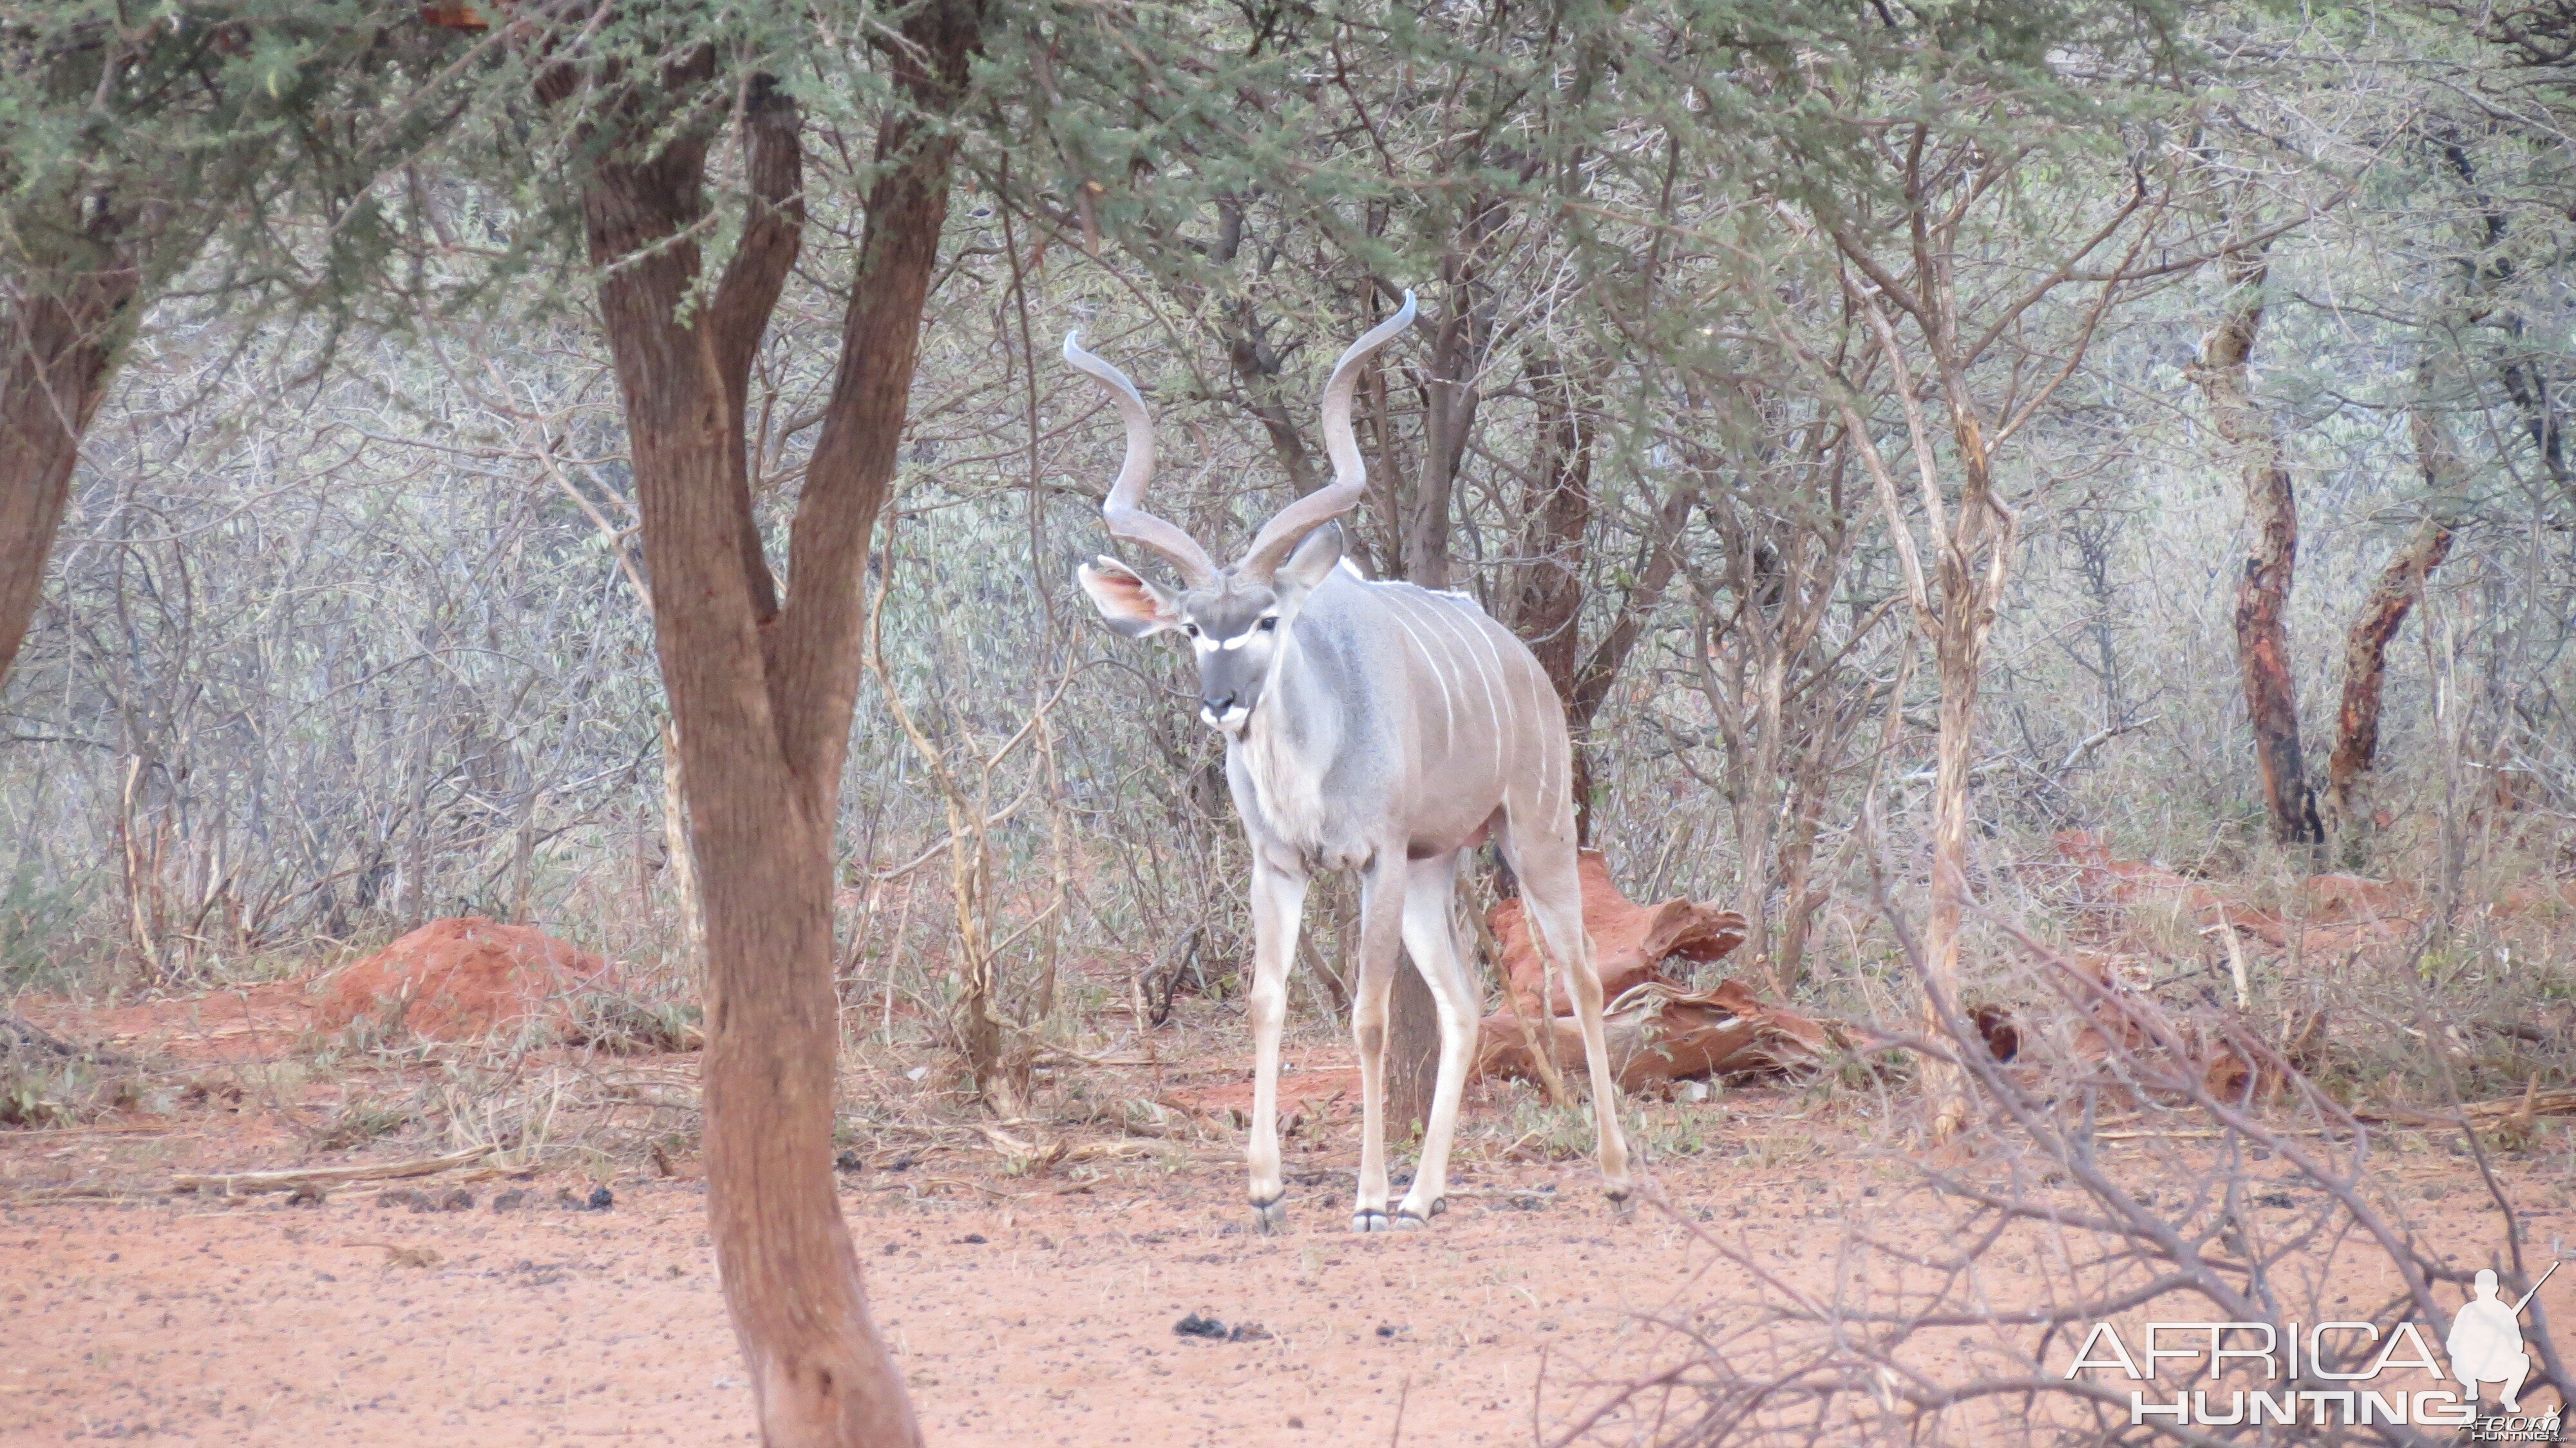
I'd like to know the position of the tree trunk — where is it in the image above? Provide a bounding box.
[574,14,978,1442]
[1506,352,1596,699]
[1381,900,1441,1138]
[1563,482,1693,843]
[2196,247,2322,851]
[1923,589,1985,1141]
[0,262,138,689]
[1374,255,1502,1132]
[2322,395,2461,846]
[1396,198,1504,592]
[1920,368,2018,1144]
[1506,352,1609,843]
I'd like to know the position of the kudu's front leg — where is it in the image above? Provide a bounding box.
[1244,862,1307,1234]
[1348,855,1410,1232]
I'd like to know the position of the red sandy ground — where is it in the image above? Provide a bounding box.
[6,987,2573,1445]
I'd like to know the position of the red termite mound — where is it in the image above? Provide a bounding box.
[315,917,611,1042]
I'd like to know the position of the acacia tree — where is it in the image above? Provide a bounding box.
[498,3,983,1440]
[1714,6,2202,1133]
[0,5,463,689]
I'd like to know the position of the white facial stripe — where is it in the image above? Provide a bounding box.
[1189,618,1274,652]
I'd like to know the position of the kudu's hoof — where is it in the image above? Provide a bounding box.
[1394,1197,1446,1229]
[1251,1197,1289,1235]
[1350,1209,1391,1234]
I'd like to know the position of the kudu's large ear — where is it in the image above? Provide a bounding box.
[1077,557,1183,638]
[1275,521,1345,597]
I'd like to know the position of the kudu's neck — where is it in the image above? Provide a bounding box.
[1235,629,1349,853]
[1244,631,1337,757]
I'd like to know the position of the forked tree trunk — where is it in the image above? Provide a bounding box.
[0,262,139,689]
[573,12,979,1442]
[1506,351,1609,841]
[2196,247,2323,852]
[1912,359,2020,1144]
[2322,395,2461,847]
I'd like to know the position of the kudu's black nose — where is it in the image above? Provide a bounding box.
[1202,690,1239,716]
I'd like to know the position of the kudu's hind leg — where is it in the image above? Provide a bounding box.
[1245,862,1309,1234]
[1510,839,1633,1200]
[1347,855,1410,1233]
[1394,852,1479,1227]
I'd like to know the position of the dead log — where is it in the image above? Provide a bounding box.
[1477,978,1834,1092]
[172,1147,497,1196]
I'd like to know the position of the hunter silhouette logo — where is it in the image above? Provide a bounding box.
[2450,1263,2555,1415]
[2062,1261,2561,1431]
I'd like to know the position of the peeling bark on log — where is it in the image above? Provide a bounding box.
[2195,247,2322,850]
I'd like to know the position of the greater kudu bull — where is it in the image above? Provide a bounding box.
[1066,294,1630,1232]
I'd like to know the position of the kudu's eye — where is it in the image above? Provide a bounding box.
[1182,622,1200,638]
[1258,616,1279,633]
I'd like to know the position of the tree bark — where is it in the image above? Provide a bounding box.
[1922,457,2009,1145]
[1506,352,1596,699]
[1379,943,1441,1133]
[2195,247,2322,851]
[1563,481,1694,843]
[1397,198,1504,591]
[660,719,707,980]
[0,261,138,689]
[574,12,978,1442]
[2322,395,2461,844]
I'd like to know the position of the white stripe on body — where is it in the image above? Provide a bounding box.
[1381,586,1499,788]
[1490,610,1562,821]
[1369,587,1459,756]
[1414,589,1513,785]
